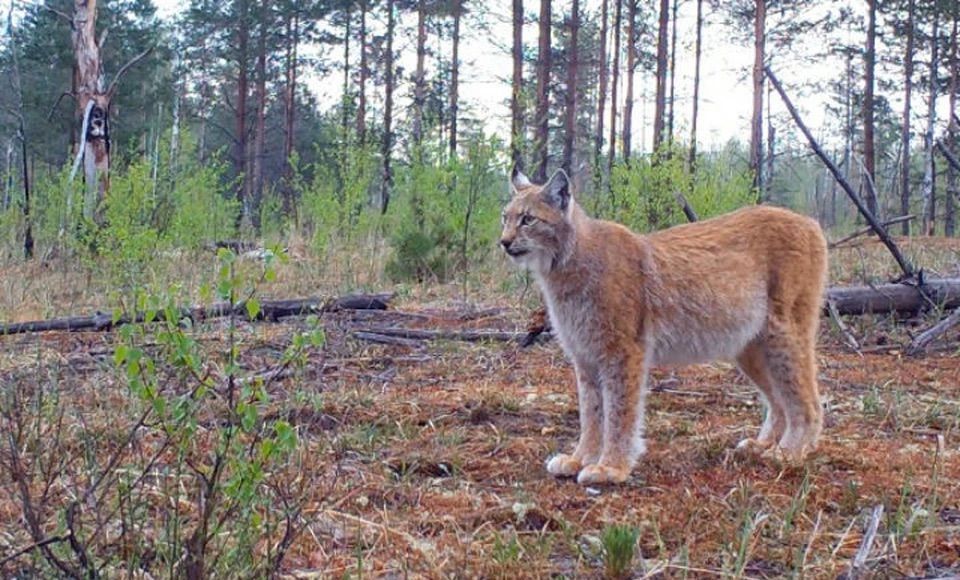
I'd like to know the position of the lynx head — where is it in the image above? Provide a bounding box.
[500,168,575,273]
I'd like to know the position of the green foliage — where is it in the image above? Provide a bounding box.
[604,143,755,233]
[600,524,641,580]
[299,141,379,254]
[385,135,503,287]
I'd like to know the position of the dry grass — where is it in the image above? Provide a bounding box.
[0,238,959,578]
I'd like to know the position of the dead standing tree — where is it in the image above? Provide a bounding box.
[63,0,152,222]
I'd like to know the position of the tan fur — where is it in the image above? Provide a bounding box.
[501,170,828,485]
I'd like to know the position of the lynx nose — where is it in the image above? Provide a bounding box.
[500,238,514,251]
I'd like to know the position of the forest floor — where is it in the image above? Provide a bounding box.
[1,236,959,578]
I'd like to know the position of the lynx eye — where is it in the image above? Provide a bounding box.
[520,214,537,227]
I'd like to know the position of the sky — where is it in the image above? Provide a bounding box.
[151,0,847,154]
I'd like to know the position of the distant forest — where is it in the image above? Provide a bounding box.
[1,0,959,264]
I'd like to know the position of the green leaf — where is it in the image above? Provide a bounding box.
[246,298,261,320]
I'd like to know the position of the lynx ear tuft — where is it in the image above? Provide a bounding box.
[511,167,532,192]
[542,169,571,211]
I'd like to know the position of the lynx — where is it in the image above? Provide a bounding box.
[501,169,828,485]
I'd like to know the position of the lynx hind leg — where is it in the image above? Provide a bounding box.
[546,364,603,478]
[735,342,786,454]
[764,320,823,462]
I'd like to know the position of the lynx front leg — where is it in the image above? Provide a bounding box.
[546,363,602,477]
[577,348,648,485]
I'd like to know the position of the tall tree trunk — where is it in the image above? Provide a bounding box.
[946,2,958,237]
[750,0,765,198]
[7,6,32,258]
[357,0,368,144]
[235,0,250,225]
[688,0,703,172]
[607,0,622,175]
[449,0,462,158]
[921,11,940,235]
[252,2,268,232]
[413,0,427,154]
[72,0,109,220]
[593,0,609,188]
[534,0,551,181]
[562,0,580,174]
[652,0,668,152]
[511,0,524,170]
[380,0,396,213]
[341,6,350,138]
[622,0,635,159]
[284,6,299,179]
[667,0,679,142]
[900,0,915,235]
[863,0,879,217]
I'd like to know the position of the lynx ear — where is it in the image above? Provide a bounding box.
[510,167,532,193]
[541,169,571,211]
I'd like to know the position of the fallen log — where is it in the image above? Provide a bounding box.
[824,279,960,316]
[0,293,393,336]
[351,327,526,343]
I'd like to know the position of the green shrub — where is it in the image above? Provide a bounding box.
[386,135,503,289]
[600,524,641,579]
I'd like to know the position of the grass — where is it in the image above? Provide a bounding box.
[0,237,959,577]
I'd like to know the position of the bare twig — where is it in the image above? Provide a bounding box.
[826,300,861,353]
[850,504,885,576]
[0,535,69,569]
[106,46,155,99]
[829,215,916,249]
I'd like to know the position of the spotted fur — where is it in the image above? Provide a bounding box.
[501,169,828,485]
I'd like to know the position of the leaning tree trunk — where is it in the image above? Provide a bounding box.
[900,0,915,235]
[534,0,551,181]
[562,0,580,174]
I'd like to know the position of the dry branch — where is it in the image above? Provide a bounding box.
[351,327,526,343]
[907,307,960,355]
[937,139,960,172]
[829,215,916,249]
[0,293,393,336]
[765,66,914,279]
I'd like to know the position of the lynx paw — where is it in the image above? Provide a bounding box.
[576,463,630,485]
[546,454,582,477]
[735,438,775,455]
[763,445,811,466]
